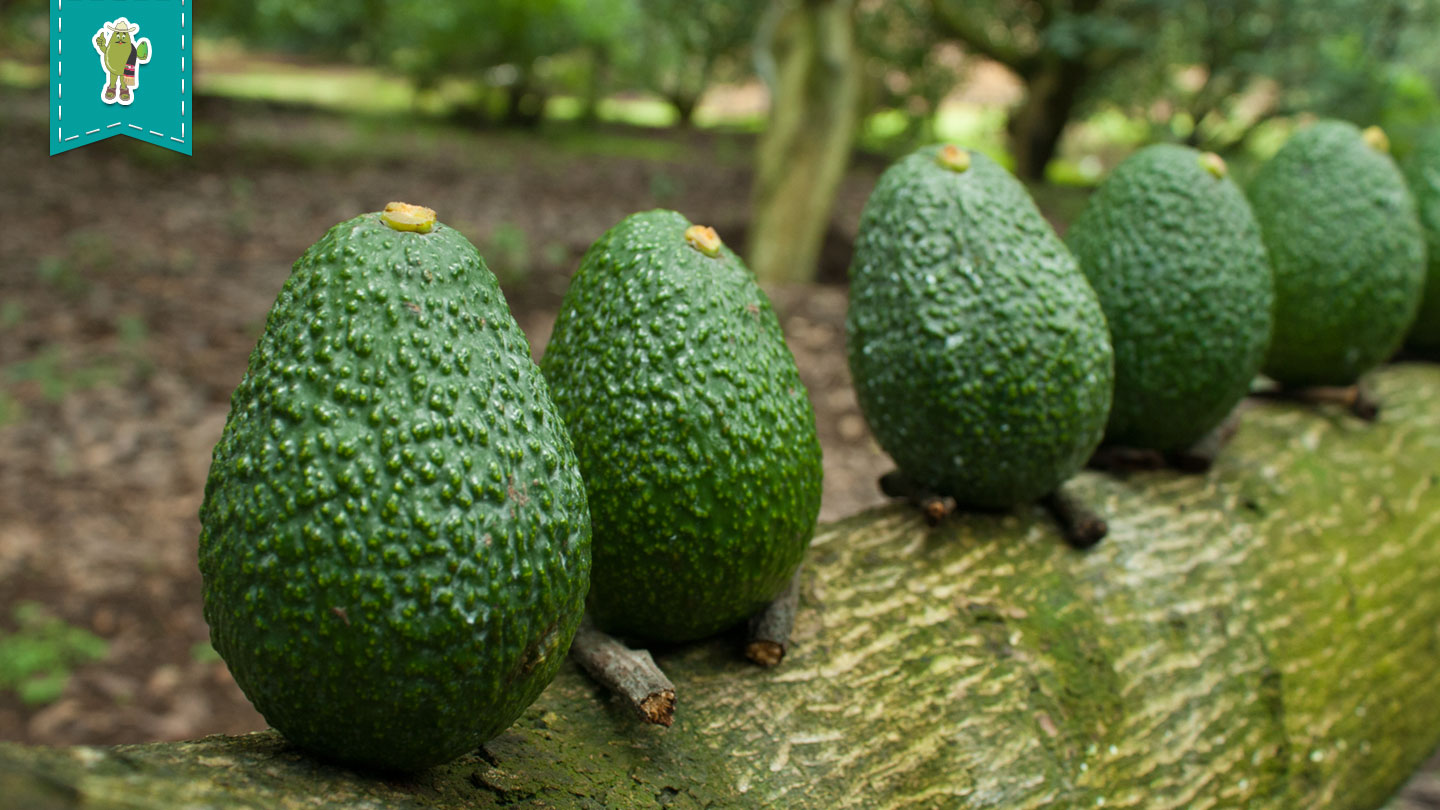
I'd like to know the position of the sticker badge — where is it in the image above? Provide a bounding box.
[94,17,151,105]
[51,0,192,155]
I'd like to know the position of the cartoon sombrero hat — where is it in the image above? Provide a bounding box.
[104,18,139,35]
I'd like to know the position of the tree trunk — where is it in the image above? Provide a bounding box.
[580,47,606,125]
[1008,57,1090,181]
[4,364,1440,809]
[747,0,861,284]
[670,92,699,128]
[501,68,546,128]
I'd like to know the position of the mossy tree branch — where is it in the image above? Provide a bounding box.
[4,365,1440,809]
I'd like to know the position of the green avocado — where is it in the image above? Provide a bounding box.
[1402,127,1440,352]
[1247,120,1425,386]
[846,145,1113,509]
[1067,145,1273,451]
[540,210,822,643]
[198,205,590,772]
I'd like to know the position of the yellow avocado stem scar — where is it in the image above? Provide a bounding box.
[381,202,438,234]
[685,225,723,258]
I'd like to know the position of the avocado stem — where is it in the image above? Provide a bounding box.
[745,568,803,668]
[684,224,723,258]
[936,144,972,173]
[1363,125,1391,154]
[878,470,956,526]
[380,202,437,234]
[570,620,676,727]
[1252,382,1380,422]
[1041,486,1108,549]
[1199,152,1228,179]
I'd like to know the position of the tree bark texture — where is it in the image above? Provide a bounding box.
[3,364,1439,809]
[747,0,861,284]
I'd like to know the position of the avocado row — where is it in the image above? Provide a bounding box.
[849,119,1432,518]
[199,204,821,770]
[196,118,1436,773]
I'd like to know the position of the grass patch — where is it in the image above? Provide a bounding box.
[0,59,45,89]
[0,602,109,706]
[189,641,222,664]
[199,65,419,116]
[6,347,123,402]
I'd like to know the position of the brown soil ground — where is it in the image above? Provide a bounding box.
[1,85,1436,806]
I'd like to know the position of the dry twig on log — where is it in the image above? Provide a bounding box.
[568,621,675,727]
[1253,380,1380,421]
[1041,485,1108,549]
[1167,412,1243,473]
[745,569,803,667]
[878,470,956,525]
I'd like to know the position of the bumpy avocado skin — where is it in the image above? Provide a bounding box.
[1402,128,1440,352]
[540,210,822,643]
[1248,120,1425,385]
[846,146,1113,509]
[199,213,590,772]
[1067,144,1273,451]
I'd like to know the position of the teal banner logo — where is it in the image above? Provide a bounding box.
[51,0,192,155]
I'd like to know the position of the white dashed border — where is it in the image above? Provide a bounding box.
[55,0,188,148]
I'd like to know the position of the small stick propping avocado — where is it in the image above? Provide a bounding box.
[570,621,675,727]
[745,569,802,668]
[878,470,957,525]
[1166,412,1243,473]
[1089,412,1243,475]
[1087,446,1167,474]
[1252,381,1380,422]
[1042,485,1108,549]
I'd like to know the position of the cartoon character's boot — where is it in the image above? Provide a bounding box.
[104,82,116,101]
[119,84,130,102]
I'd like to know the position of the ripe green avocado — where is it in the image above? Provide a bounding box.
[1248,120,1425,385]
[847,145,1113,509]
[1067,145,1273,451]
[1402,127,1440,352]
[199,204,590,772]
[540,210,822,643]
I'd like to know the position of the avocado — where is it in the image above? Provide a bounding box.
[540,210,822,643]
[846,145,1113,509]
[1402,127,1440,352]
[1247,120,1426,385]
[199,203,590,772]
[1066,145,1273,451]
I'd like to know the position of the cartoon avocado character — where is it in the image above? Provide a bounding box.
[93,17,151,105]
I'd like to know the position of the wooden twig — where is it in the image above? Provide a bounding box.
[1252,382,1380,422]
[1391,347,1438,363]
[1166,412,1243,474]
[569,621,675,727]
[1042,485,1108,550]
[745,569,803,668]
[878,470,957,526]
[1352,379,1380,422]
[1087,445,1166,473]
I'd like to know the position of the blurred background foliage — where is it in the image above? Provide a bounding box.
[178,0,1440,159]
[3,0,1439,278]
